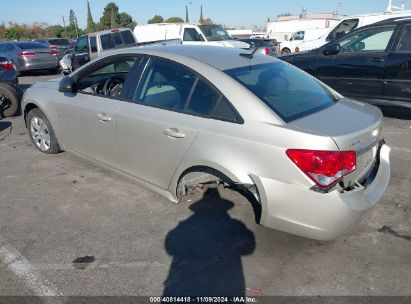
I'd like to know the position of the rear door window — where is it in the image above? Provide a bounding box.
[397,24,411,52]
[183,28,204,41]
[225,62,339,122]
[90,37,97,53]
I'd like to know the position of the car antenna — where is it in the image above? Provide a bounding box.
[240,47,259,60]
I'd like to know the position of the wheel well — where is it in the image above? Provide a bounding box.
[176,165,262,223]
[176,166,234,198]
[282,47,291,52]
[24,103,39,121]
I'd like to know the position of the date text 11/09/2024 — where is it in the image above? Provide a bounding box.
[150,297,258,303]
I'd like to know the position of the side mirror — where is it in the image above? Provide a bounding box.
[323,44,341,56]
[59,76,76,93]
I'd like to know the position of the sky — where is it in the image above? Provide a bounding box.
[0,0,409,29]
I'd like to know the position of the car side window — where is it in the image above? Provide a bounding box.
[339,26,396,54]
[397,24,411,53]
[186,80,220,116]
[183,28,204,42]
[77,56,142,98]
[135,58,196,111]
[75,36,89,54]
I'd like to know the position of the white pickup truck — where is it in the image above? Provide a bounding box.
[134,23,249,49]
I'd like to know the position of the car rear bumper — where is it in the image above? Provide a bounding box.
[21,60,59,72]
[250,143,391,241]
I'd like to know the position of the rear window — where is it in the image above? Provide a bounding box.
[13,42,47,50]
[100,30,136,50]
[262,40,275,47]
[225,62,339,122]
[48,39,70,46]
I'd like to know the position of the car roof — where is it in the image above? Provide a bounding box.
[111,45,276,70]
[368,16,411,26]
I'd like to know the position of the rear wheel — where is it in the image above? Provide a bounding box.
[0,83,19,117]
[26,108,61,154]
[281,48,291,55]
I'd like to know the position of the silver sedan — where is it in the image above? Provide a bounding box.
[22,45,391,240]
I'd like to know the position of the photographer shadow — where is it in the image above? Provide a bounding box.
[163,187,256,297]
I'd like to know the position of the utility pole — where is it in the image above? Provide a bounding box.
[62,16,67,38]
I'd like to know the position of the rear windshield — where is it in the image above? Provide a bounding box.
[48,39,70,46]
[225,62,339,122]
[13,42,47,50]
[100,30,136,50]
[262,40,275,47]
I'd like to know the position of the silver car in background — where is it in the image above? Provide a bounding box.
[0,41,60,74]
[21,45,391,240]
[33,38,72,59]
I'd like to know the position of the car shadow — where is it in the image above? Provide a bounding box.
[379,106,411,120]
[163,188,256,297]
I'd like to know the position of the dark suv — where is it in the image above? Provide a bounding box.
[280,17,411,109]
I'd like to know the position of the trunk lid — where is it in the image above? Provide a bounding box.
[289,99,383,187]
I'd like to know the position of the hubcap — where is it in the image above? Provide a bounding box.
[0,94,10,110]
[30,117,51,152]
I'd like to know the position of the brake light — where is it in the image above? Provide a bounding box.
[50,51,60,56]
[286,149,356,188]
[17,51,36,57]
[111,29,119,32]
[264,47,270,55]
[50,45,58,50]
[0,60,14,70]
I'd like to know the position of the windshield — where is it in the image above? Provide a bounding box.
[198,25,232,41]
[14,42,48,50]
[225,62,339,122]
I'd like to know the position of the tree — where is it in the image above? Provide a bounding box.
[47,25,65,38]
[185,5,189,22]
[165,17,184,23]
[199,5,204,24]
[147,15,164,24]
[267,17,271,22]
[87,1,96,33]
[5,23,25,40]
[118,12,137,29]
[0,23,6,41]
[99,2,120,30]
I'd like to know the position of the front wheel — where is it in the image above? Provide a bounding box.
[26,108,61,154]
[281,48,291,55]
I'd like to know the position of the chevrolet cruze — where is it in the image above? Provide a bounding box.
[22,45,391,240]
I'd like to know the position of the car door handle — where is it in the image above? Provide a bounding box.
[369,58,385,63]
[163,128,185,139]
[96,113,112,122]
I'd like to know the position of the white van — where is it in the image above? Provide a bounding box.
[279,28,329,54]
[134,23,249,49]
[296,8,411,52]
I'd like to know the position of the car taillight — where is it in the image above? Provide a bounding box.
[111,29,119,32]
[50,51,60,56]
[264,47,270,55]
[17,51,36,57]
[50,45,58,50]
[0,60,14,70]
[286,149,356,188]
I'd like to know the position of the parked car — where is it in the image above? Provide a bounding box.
[71,28,137,71]
[280,28,329,54]
[0,41,60,74]
[280,17,411,109]
[134,23,249,49]
[296,6,411,52]
[238,38,278,56]
[32,38,71,59]
[0,56,20,117]
[22,45,391,241]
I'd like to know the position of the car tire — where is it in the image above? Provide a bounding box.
[281,48,291,55]
[26,108,61,154]
[0,83,19,117]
